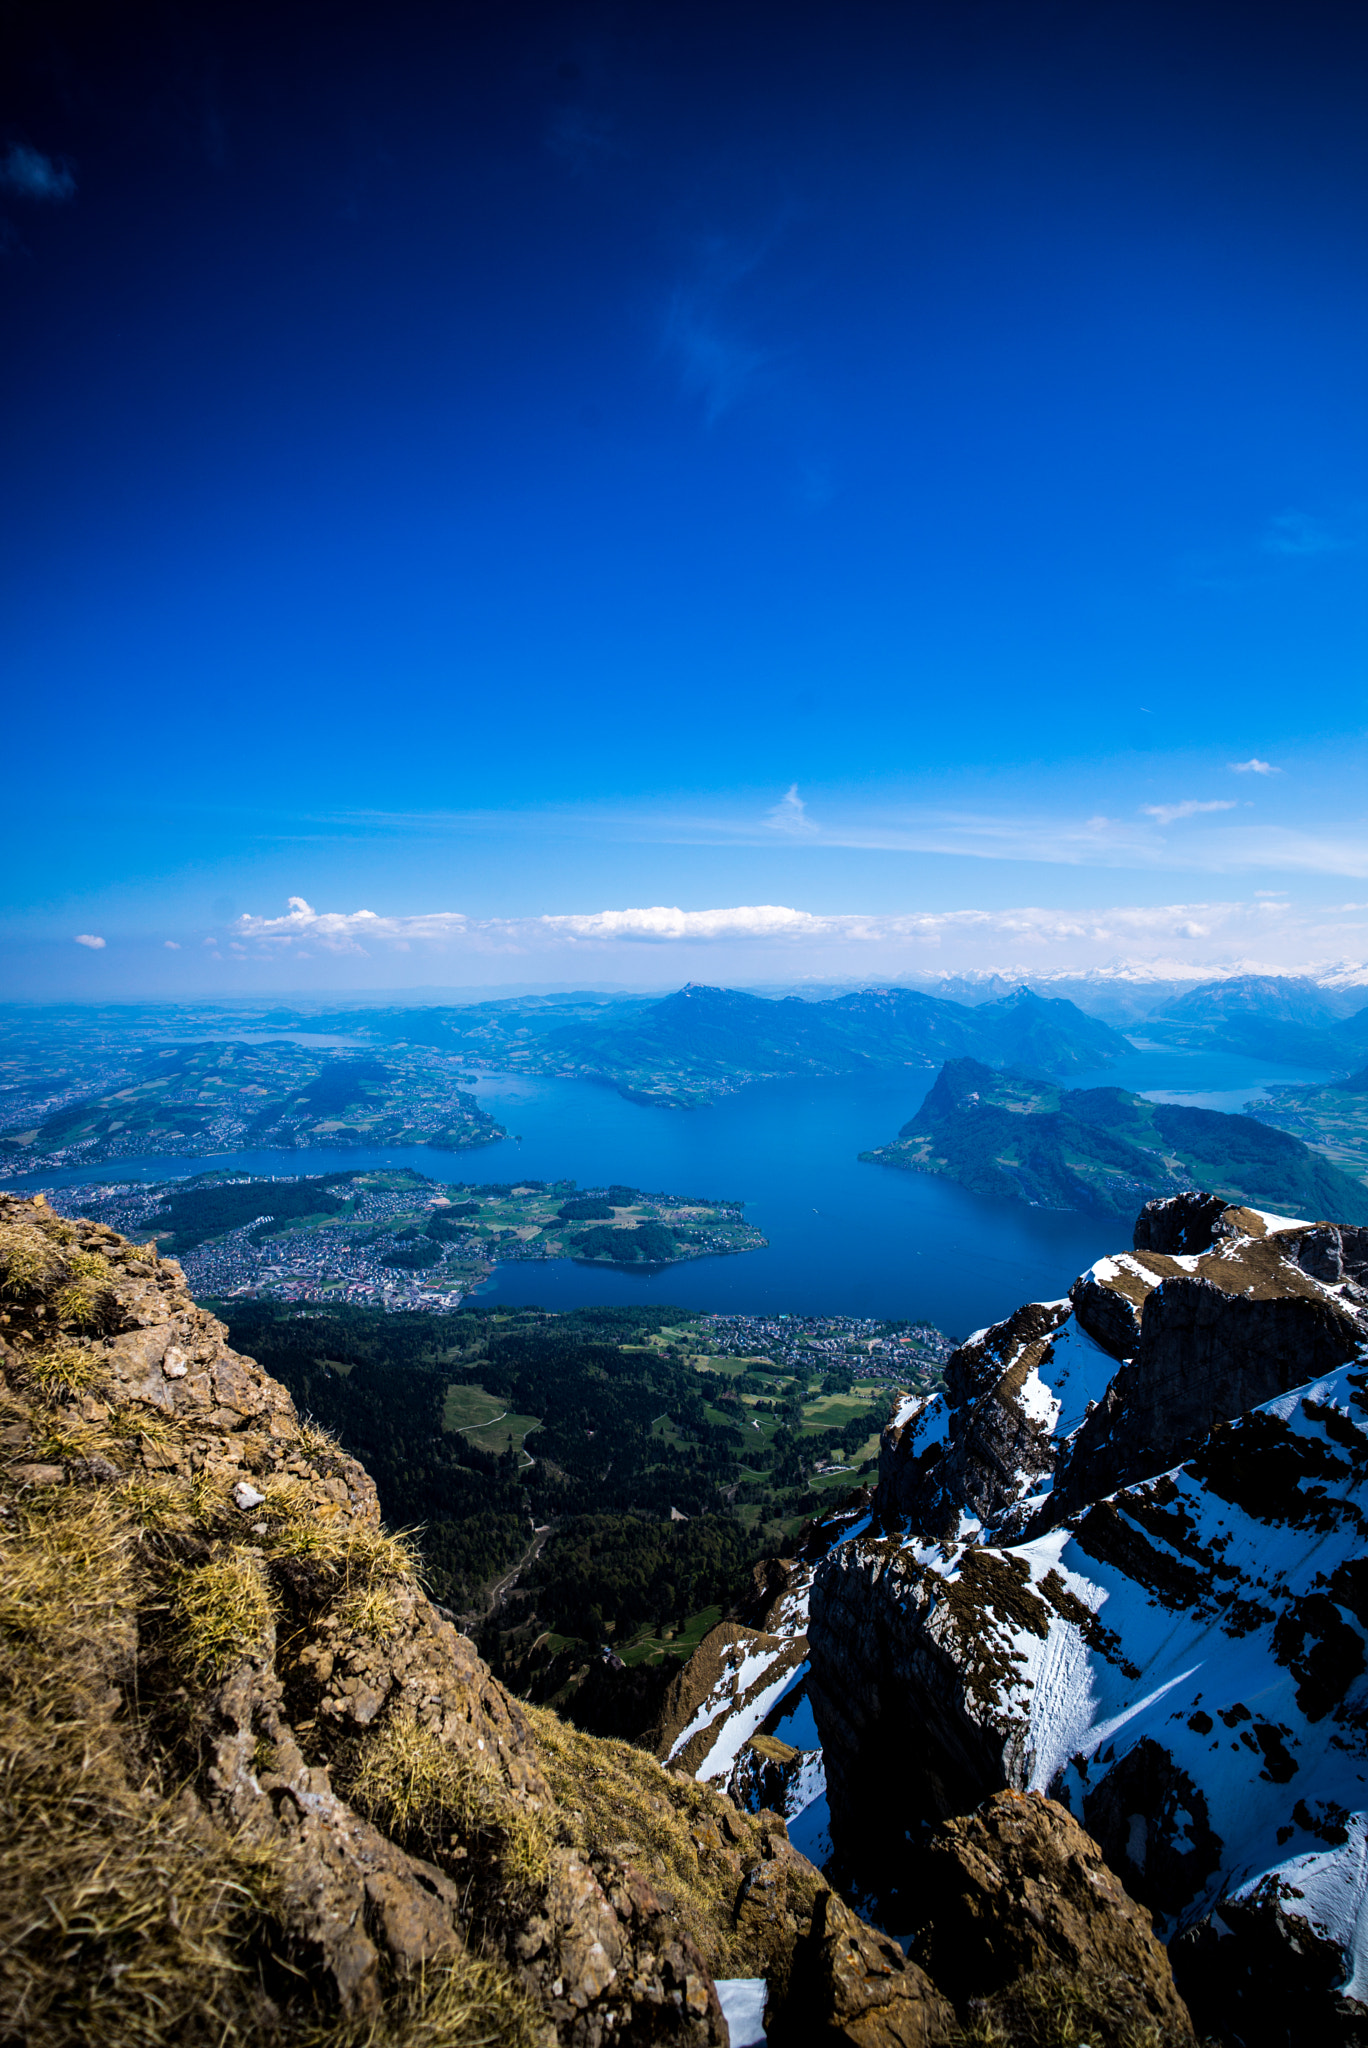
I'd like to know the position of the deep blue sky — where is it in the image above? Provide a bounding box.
[3,0,1366,995]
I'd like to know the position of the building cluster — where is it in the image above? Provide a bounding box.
[695,1312,953,1378]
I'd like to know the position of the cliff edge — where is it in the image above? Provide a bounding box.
[0,1190,1183,2048]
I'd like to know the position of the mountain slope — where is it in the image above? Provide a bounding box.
[1141,975,1353,1068]
[1249,1063,1368,1182]
[864,1057,1368,1222]
[807,1201,1368,2046]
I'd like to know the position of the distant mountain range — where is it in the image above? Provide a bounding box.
[908,965,1368,1030]
[313,972,1368,1076]
[1137,973,1368,1068]
[863,1055,1368,1223]
[318,982,1136,1108]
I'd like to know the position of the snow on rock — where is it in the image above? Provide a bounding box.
[809,1199,1368,2041]
[875,1291,1116,1545]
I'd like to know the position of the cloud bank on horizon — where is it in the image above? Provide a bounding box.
[49,891,1353,990]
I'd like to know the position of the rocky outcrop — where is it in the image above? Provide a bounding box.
[809,1192,1368,2047]
[1133,1190,1232,1253]
[777,1890,955,2047]
[910,1791,1195,2044]
[1048,1224,1367,1520]
[876,1299,1075,1545]
[0,1192,939,2048]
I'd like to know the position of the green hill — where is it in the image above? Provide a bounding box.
[862,1056,1368,1223]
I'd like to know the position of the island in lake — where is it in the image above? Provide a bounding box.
[38,1168,767,1309]
[861,1055,1368,1222]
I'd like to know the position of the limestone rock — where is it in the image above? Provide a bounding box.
[1048,1230,1366,1521]
[1133,1191,1230,1254]
[910,1790,1195,2045]
[809,1193,1368,2047]
[779,1889,955,2048]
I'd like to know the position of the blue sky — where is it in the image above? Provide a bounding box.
[2,0,1366,997]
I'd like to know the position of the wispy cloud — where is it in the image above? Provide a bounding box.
[663,289,771,425]
[765,784,819,836]
[1138,799,1238,827]
[1229,758,1279,775]
[298,793,1368,879]
[1261,507,1367,559]
[0,144,76,202]
[73,933,105,949]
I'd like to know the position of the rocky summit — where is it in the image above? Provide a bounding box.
[0,1191,1198,2048]
[808,1193,1368,2047]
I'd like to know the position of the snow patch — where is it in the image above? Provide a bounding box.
[715,1978,767,2045]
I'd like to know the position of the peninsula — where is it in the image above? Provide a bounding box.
[862,1056,1368,1222]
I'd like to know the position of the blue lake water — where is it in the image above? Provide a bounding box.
[8,1043,1331,1342]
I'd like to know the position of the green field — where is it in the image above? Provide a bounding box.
[441,1381,542,1458]
[616,1604,725,1668]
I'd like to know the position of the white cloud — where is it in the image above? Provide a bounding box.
[1229,758,1279,776]
[1138,799,1238,827]
[765,785,819,837]
[237,896,468,955]
[73,932,105,949]
[225,895,1368,974]
[164,939,181,949]
[542,903,826,942]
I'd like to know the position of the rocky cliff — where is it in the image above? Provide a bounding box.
[809,1192,1368,2046]
[0,1192,1194,2048]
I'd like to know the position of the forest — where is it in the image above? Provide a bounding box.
[219,1300,899,1630]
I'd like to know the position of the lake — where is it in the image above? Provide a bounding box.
[10,1042,1331,1342]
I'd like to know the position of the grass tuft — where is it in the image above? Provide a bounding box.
[0,1219,64,1296]
[526,1700,769,1977]
[170,1550,275,1679]
[336,1582,403,1641]
[66,1249,113,1284]
[0,1489,278,2047]
[349,1712,550,1905]
[53,1279,112,1327]
[955,1968,1179,2048]
[340,1522,424,1586]
[296,1415,342,1457]
[313,1952,546,2048]
[117,1474,192,1532]
[27,1338,106,1401]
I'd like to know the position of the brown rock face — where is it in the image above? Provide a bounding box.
[778,1891,956,2047]
[1048,1251,1365,1522]
[1133,1191,1230,1255]
[877,1299,1072,1545]
[910,1791,1196,2047]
